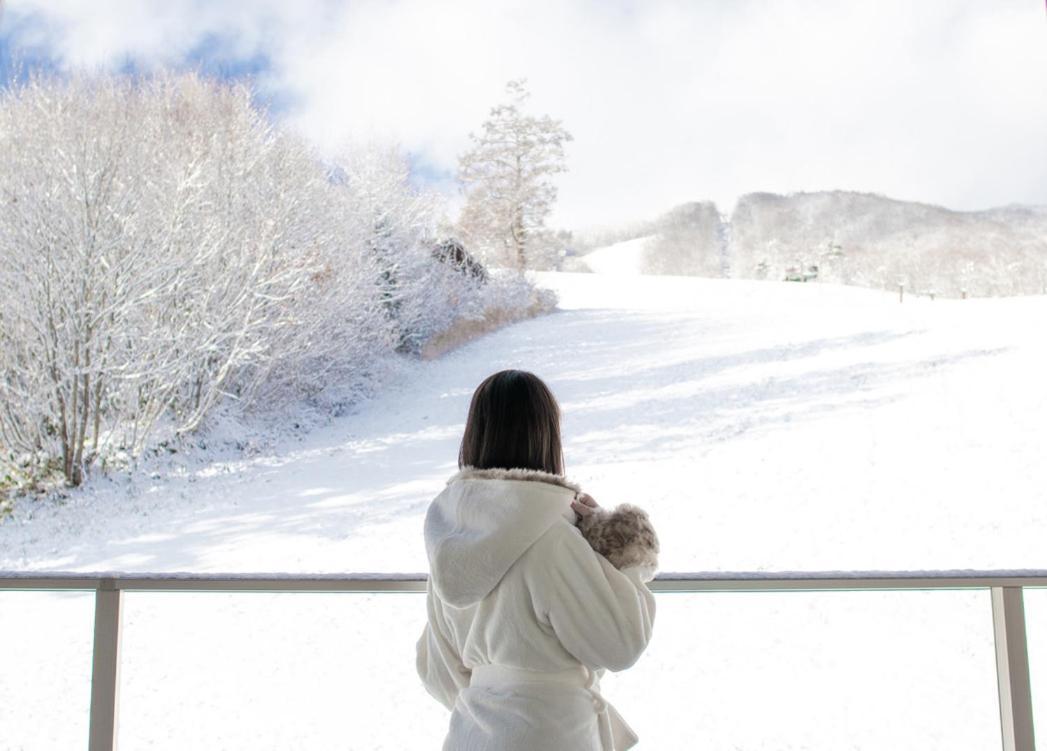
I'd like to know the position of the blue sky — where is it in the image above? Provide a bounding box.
[0,3,458,197]
[1,14,291,113]
[0,10,59,83]
[2,0,1046,229]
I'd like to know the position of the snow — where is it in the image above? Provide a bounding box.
[579,235,652,275]
[3,271,1046,749]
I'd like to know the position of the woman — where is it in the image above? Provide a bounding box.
[416,369,659,750]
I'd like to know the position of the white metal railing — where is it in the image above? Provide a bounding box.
[1,570,1042,751]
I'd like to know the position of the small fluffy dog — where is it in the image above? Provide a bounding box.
[576,500,660,571]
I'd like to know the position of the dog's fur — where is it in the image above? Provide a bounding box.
[450,466,659,572]
[577,503,660,571]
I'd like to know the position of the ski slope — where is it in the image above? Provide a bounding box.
[2,269,1046,749]
[579,235,651,275]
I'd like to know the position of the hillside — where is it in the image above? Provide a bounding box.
[731,191,1047,297]
[580,191,1047,298]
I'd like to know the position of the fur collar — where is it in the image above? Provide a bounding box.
[448,465,581,494]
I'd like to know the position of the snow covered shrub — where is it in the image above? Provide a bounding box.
[331,145,487,354]
[480,269,557,317]
[418,269,558,359]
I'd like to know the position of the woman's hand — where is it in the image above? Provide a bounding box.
[571,492,600,517]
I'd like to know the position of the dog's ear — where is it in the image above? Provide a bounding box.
[577,504,659,572]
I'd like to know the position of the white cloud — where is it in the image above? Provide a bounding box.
[5,0,1047,229]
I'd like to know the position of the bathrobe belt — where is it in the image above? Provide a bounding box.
[469,663,638,751]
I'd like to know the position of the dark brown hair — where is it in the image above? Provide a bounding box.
[458,370,564,475]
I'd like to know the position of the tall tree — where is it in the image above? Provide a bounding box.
[457,80,572,270]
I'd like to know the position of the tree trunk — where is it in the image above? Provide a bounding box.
[512,204,526,270]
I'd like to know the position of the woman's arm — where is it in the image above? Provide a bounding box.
[415,578,471,710]
[527,520,658,672]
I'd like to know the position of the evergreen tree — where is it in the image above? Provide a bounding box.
[457,80,572,270]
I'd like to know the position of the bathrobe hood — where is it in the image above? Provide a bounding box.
[424,466,580,608]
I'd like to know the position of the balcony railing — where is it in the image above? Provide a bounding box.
[1,570,1042,751]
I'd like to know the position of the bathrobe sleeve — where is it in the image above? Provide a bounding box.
[416,577,472,710]
[528,523,656,672]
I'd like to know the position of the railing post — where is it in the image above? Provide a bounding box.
[89,579,122,751]
[992,586,1035,751]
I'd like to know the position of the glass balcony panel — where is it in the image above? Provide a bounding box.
[117,591,448,750]
[599,589,1001,750]
[0,585,1023,749]
[0,591,95,749]
[1023,587,1047,740]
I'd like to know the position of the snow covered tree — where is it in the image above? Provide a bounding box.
[331,143,486,354]
[0,74,389,484]
[0,72,543,491]
[0,75,180,485]
[457,80,572,270]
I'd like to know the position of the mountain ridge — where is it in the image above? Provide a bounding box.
[573,190,1047,298]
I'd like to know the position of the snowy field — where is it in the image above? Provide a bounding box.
[2,269,1046,749]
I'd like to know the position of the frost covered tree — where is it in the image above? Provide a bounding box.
[0,75,387,485]
[642,202,723,277]
[0,75,186,485]
[0,72,543,491]
[331,144,469,353]
[457,80,572,270]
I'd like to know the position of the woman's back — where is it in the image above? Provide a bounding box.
[417,467,657,750]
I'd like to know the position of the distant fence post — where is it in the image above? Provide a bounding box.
[898,283,905,303]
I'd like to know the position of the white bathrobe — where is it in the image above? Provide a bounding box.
[416,467,657,751]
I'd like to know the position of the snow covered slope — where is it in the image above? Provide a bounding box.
[5,272,1042,574]
[579,235,652,275]
[2,272,1046,749]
